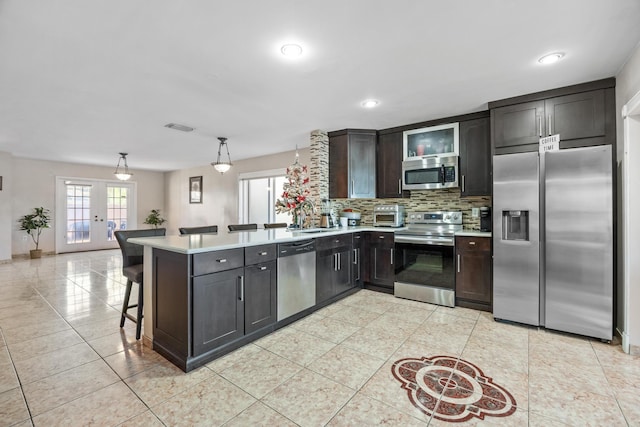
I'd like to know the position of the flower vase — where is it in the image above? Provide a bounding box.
[290,210,300,229]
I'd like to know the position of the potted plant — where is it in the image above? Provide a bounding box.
[144,209,166,229]
[18,207,51,259]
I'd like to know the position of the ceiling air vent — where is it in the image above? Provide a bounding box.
[164,123,194,132]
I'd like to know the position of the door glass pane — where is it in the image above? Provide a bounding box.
[240,175,289,225]
[66,185,91,244]
[273,176,290,223]
[248,178,270,224]
[107,186,128,240]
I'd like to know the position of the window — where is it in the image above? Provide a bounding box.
[239,170,290,225]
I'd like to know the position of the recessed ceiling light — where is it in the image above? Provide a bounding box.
[538,52,565,65]
[164,123,194,132]
[281,44,303,57]
[361,99,379,108]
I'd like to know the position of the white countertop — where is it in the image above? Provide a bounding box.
[128,226,387,254]
[128,226,491,254]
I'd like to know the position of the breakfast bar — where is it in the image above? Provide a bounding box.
[129,227,372,371]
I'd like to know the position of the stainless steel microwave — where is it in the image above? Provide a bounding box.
[402,156,459,190]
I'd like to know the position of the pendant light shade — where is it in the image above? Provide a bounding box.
[211,137,232,174]
[114,152,133,181]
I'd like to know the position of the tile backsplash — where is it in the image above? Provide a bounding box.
[308,130,491,231]
[332,189,491,230]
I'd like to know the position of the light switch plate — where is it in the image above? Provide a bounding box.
[471,207,480,218]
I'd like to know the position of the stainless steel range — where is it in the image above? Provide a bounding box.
[394,211,462,307]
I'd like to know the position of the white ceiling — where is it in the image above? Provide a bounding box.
[1,0,639,172]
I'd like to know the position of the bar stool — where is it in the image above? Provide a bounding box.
[114,228,166,339]
[179,225,218,235]
[263,223,288,229]
[227,224,258,231]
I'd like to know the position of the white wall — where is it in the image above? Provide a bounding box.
[616,41,640,350]
[165,148,310,235]
[0,151,13,261]
[11,157,164,257]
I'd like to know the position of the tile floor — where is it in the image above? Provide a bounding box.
[1,250,639,426]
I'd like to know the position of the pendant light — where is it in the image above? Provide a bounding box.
[211,137,232,174]
[114,152,133,181]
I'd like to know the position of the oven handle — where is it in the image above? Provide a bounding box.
[394,235,454,246]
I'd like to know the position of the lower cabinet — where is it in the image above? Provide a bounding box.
[368,231,395,291]
[316,235,353,304]
[244,260,277,335]
[192,258,277,356]
[352,232,364,287]
[455,236,492,311]
[193,268,244,355]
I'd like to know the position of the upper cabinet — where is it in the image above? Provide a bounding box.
[459,116,491,197]
[490,78,615,155]
[376,131,408,198]
[329,129,377,199]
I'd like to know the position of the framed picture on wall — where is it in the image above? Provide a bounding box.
[189,176,202,204]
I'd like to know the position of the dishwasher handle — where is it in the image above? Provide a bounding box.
[278,240,315,257]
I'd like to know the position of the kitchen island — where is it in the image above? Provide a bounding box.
[129,226,491,371]
[129,226,376,371]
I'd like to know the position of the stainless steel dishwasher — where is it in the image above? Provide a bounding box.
[277,239,316,321]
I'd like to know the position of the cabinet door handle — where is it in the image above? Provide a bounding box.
[238,276,244,301]
[351,179,355,195]
[217,258,227,263]
[457,254,461,273]
[259,251,267,256]
[338,253,341,271]
[353,248,358,265]
[462,175,465,193]
[537,116,542,137]
[379,235,385,239]
[390,249,394,265]
[547,115,552,136]
[333,253,338,271]
[398,179,402,194]
[469,241,476,245]
[259,266,267,271]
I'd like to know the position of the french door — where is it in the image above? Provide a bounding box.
[55,178,137,253]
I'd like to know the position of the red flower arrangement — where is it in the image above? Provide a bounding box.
[276,153,312,227]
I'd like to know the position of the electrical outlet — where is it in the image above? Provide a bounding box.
[472,208,480,218]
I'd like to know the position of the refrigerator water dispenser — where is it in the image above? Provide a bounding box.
[502,210,529,241]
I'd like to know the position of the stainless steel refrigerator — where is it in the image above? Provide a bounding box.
[493,145,613,340]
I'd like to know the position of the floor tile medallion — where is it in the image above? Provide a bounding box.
[392,355,517,423]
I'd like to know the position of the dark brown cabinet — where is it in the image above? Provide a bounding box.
[376,131,407,198]
[153,244,279,371]
[368,231,395,291]
[316,235,353,303]
[455,236,491,311]
[352,232,364,287]
[193,267,244,355]
[490,79,615,155]
[244,259,277,335]
[329,129,377,199]
[459,117,491,196]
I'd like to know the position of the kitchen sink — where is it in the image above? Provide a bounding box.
[297,228,335,234]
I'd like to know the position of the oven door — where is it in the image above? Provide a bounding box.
[394,238,455,307]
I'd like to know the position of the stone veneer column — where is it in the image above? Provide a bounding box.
[309,130,328,215]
